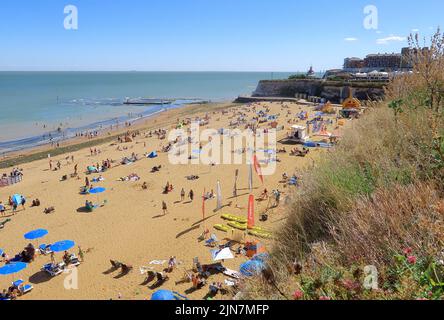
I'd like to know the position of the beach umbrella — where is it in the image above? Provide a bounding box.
[239,259,265,277]
[89,187,106,204]
[89,187,106,194]
[50,240,75,253]
[12,194,24,206]
[0,249,3,256]
[151,289,177,301]
[0,262,27,276]
[211,247,234,261]
[24,229,48,240]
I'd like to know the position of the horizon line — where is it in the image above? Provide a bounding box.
[0,70,320,73]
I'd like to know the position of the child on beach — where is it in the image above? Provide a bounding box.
[162,201,168,215]
[167,256,177,272]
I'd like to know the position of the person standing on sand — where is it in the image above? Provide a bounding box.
[74,164,78,175]
[0,202,5,216]
[180,188,185,202]
[85,177,90,188]
[162,201,168,215]
[189,190,194,201]
[49,160,52,171]
[78,246,84,262]
[21,197,26,210]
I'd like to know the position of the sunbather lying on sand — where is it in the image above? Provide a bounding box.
[44,207,55,214]
[119,173,140,182]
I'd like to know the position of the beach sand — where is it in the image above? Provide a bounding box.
[0,101,342,300]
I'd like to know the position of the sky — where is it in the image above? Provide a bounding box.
[0,0,442,72]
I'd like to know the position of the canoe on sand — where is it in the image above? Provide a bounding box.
[213,224,230,232]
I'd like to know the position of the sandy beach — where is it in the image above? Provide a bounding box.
[0,101,342,300]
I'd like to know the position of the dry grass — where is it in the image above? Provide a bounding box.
[244,30,444,300]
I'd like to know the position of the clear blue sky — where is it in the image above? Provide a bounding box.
[0,0,442,71]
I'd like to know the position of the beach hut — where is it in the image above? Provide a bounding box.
[289,125,309,143]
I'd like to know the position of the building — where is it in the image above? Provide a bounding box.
[364,53,402,71]
[343,47,418,73]
[344,57,365,69]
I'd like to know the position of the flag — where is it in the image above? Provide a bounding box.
[216,181,222,211]
[247,194,255,229]
[253,155,264,184]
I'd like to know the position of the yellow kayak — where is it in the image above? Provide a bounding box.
[221,214,247,224]
[248,225,271,233]
[248,229,273,239]
[227,221,247,230]
[214,224,230,232]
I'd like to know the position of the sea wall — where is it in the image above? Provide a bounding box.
[252,79,385,103]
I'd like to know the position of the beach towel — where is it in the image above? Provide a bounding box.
[147,151,158,159]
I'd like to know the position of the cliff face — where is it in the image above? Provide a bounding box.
[253,79,385,103]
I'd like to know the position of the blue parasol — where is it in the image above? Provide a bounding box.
[89,187,106,194]
[50,240,75,252]
[24,229,48,240]
[12,194,24,206]
[151,289,179,301]
[0,262,27,275]
[0,248,3,256]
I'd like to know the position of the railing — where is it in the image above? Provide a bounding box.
[0,175,22,187]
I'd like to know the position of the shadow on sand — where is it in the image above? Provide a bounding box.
[29,271,52,285]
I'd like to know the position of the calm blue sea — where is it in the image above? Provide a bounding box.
[0,71,293,153]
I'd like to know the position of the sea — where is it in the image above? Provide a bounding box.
[0,71,293,153]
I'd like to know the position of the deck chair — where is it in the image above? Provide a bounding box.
[42,263,64,277]
[12,279,33,295]
[68,254,81,266]
[39,244,53,255]
[205,234,219,247]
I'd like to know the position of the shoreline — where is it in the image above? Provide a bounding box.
[0,101,238,169]
[0,99,211,155]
